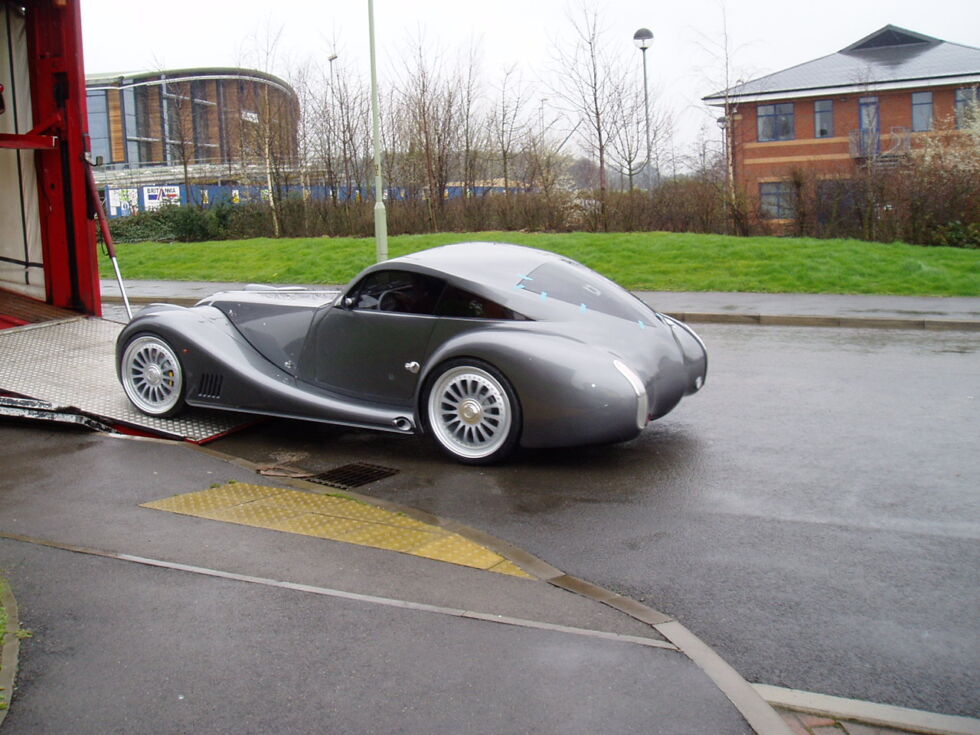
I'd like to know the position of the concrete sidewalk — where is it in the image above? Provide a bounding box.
[100,279,980,330]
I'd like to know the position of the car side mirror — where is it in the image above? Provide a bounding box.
[344,296,355,308]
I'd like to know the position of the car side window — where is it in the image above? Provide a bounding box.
[349,270,445,315]
[435,285,527,320]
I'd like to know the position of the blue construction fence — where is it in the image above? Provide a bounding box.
[103,183,523,218]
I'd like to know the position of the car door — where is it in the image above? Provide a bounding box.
[308,269,445,404]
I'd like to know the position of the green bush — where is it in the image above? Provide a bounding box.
[223,202,276,239]
[108,204,232,243]
[107,207,175,243]
[929,221,980,249]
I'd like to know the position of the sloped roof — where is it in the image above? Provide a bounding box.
[704,25,980,104]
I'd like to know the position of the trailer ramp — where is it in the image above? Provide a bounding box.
[0,318,254,442]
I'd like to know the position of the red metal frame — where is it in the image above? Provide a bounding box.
[0,132,57,149]
[9,1,101,315]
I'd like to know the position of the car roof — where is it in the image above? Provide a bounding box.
[382,242,564,288]
[359,240,660,329]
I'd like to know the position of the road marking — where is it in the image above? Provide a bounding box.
[0,531,676,651]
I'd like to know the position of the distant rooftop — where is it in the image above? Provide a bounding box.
[704,25,980,105]
[85,67,295,97]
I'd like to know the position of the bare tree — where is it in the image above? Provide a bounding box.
[236,24,301,236]
[550,3,619,230]
[698,2,757,234]
[489,66,528,226]
[607,76,647,191]
[287,58,322,233]
[398,36,461,230]
[152,71,196,205]
[457,40,487,213]
[333,63,371,232]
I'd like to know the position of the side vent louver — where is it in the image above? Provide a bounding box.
[197,373,224,399]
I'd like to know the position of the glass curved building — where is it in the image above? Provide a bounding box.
[85,67,298,181]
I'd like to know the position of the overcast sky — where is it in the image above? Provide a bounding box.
[79,0,979,156]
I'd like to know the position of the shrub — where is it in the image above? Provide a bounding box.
[928,221,980,249]
[108,204,230,243]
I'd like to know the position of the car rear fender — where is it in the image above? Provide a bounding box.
[417,325,643,448]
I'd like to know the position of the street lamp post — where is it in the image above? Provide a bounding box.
[633,27,653,188]
[717,114,735,234]
[367,0,388,262]
[327,53,337,207]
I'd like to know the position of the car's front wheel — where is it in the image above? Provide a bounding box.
[423,359,521,464]
[120,333,186,417]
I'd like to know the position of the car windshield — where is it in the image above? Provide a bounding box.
[517,259,655,323]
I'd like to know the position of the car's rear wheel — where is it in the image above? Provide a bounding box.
[423,359,521,464]
[120,334,186,417]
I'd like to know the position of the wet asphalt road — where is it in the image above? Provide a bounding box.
[211,323,980,718]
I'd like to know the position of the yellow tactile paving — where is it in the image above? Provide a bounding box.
[488,560,533,578]
[141,482,534,578]
[412,535,507,568]
[199,502,306,527]
[271,513,371,540]
[271,490,433,530]
[142,483,279,514]
[335,524,442,552]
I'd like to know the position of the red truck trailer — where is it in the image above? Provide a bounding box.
[1,0,100,327]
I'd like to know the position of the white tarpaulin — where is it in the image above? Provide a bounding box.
[0,5,45,300]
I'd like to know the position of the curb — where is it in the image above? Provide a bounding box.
[0,578,21,728]
[99,296,980,332]
[755,685,980,735]
[665,311,980,332]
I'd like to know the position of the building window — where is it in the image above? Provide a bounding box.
[123,86,159,167]
[122,88,137,156]
[86,90,110,165]
[759,181,794,220]
[757,103,795,141]
[193,103,219,163]
[912,92,933,132]
[956,87,979,128]
[814,100,833,138]
[856,96,880,157]
[859,97,879,132]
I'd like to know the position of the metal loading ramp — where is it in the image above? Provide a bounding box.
[0,318,254,442]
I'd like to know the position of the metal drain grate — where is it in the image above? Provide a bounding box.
[306,462,400,490]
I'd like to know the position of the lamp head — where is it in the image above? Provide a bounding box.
[633,28,653,51]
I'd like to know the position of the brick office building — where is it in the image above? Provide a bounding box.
[703,26,980,225]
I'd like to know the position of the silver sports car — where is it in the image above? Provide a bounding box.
[116,241,707,463]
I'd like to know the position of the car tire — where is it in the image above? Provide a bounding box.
[120,333,186,417]
[423,359,521,465]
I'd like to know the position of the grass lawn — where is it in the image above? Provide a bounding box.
[98,231,980,296]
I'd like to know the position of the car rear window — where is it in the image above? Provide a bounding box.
[517,260,654,323]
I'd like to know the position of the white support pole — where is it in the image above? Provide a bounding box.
[368,0,388,262]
